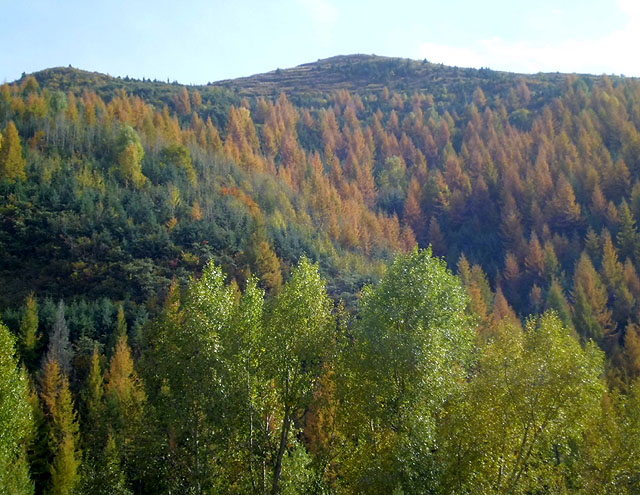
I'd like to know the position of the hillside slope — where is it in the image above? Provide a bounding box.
[2,55,640,380]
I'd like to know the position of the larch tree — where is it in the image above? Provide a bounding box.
[0,120,26,181]
[104,333,146,490]
[573,252,615,342]
[40,360,81,495]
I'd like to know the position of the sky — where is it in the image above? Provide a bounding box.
[1,0,638,85]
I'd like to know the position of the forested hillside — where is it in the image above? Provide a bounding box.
[3,56,640,493]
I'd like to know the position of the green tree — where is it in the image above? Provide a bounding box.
[573,252,615,342]
[142,266,238,493]
[108,304,127,356]
[0,120,26,181]
[0,315,34,495]
[545,278,573,330]
[576,382,640,494]
[40,360,81,495]
[104,334,146,488]
[81,346,106,457]
[342,247,474,494]
[19,293,39,370]
[263,257,335,494]
[78,435,131,495]
[438,312,605,494]
[617,200,639,262]
[116,124,146,188]
[160,144,197,186]
[44,301,72,376]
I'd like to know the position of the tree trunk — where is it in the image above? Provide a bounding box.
[271,407,291,495]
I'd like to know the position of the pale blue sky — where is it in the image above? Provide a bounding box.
[1,0,637,84]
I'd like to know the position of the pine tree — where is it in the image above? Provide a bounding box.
[19,293,39,370]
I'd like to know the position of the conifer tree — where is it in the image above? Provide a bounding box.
[524,233,545,280]
[573,252,615,341]
[0,120,26,181]
[19,293,39,370]
[617,199,639,262]
[245,226,283,293]
[44,301,72,376]
[545,278,574,330]
[82,347,105,457]
[40,360,81,495]
[104,333,146,490]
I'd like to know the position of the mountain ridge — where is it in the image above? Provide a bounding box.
[23,53,616,101]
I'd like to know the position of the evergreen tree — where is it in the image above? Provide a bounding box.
[81,347,105,458]
[19,293,39,370]
[572,252,615,342]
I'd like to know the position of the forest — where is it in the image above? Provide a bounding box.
[2,55,640,493]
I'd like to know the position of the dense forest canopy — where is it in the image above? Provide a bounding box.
[3,55,640,493]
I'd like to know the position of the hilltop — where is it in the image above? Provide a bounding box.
[26,54,608,109]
